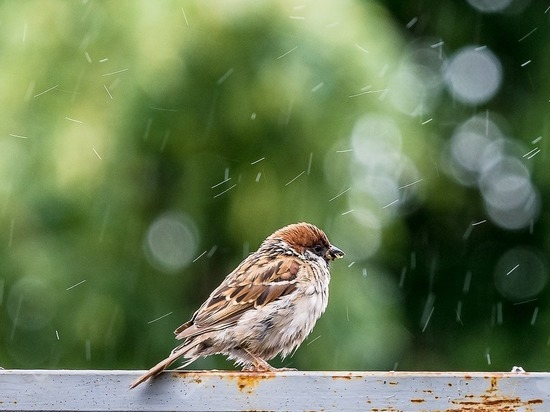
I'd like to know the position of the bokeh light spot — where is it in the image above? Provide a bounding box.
[444,46,502,105]
[494,247,547,301]
[448,115,503,186]
[7,277,56,331]
[143,212,198,274]
[480,157,540,230]
[349,113,422,221]
[466,0,513,13]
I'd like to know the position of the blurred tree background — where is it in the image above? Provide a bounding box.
[0,0,549,373]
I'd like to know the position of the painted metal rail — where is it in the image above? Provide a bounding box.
[0,370,549,411]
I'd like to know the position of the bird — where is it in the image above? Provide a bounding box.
[130,222,344,389]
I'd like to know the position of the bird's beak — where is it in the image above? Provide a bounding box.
[326,245,345,261]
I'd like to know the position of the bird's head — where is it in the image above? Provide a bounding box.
[268,222,344,263]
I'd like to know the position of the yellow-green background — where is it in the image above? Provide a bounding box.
[1,0,549,372]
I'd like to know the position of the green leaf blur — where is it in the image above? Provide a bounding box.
[0,0,548,372]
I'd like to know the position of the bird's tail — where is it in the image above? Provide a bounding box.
[129,342,197,389]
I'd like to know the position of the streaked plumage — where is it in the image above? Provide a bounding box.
[130,222,344,388]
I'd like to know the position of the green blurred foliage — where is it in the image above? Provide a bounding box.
[0,0,549,373]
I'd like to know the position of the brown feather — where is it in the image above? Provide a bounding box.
[173,256,302,341]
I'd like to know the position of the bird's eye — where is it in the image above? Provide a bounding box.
[312,244,324,256]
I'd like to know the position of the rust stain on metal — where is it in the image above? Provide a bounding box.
[229,372,275,394]
[171,372,204,385]
[410,398,425,403]
[332,372,364,380]
[451,374,544,411]
[332,374,352,380]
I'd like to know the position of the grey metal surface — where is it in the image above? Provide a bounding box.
[0,370,549,411]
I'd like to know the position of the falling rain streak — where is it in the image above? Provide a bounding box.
[399,179,423,189]
[65,117,83,124]
[211,177,231,189]
[405,16,418,29]
[207,245,218,258]
[10,296,23,340]
[147,312,173,324]
[217,68,234,85]
[285,171,305,186]
[85,340,91,361]
[103,85,113,99]
[518,27,537,42]
[307,153,313,175]
[306,335,322,346]
[506,264,519,276]
[463,271,472,294]
[250,157,265,165]
[329,187,351,202]
[348,88,388,98]
[181,8,189,26]
[213,184,236,198]
[66,280,87,291]
[531,307,539,326]
[523,147,540,159]
[33,84,58,98]
[192,250,207,262]
[421,293,435,332]
[382,199,399,209]
[398,267,406,288]
[101,68,129,76]
[276,46,298,59]
[456,301,463,325]
[495,301,503,325]
[8,219,14,248]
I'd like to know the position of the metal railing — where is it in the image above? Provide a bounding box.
[1,370,548,411]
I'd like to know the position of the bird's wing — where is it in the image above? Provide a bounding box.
[174,254,303,340]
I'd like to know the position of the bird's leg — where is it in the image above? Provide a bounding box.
[239,348,297,372]
[239,347,275,371]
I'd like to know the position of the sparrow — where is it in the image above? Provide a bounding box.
[130,222,344,388]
